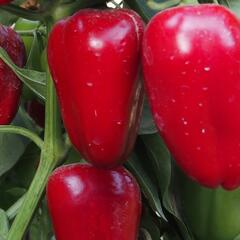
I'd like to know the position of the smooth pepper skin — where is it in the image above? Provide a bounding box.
[0,25,25,124]
[47,164,142,240]
[48,9,144,168]
[142,4,240,190]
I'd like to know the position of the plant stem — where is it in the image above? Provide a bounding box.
[7,48,63,240]
[0,126,43,149]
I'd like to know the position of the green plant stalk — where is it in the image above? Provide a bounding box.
[7,62,62,240]
[0,126,43,149]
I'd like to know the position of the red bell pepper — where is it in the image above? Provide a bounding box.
[0,24,25,124]
[48,9,144,168]
[47,163,142,240]
[143,4,240,190]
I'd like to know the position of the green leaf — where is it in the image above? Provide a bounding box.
[0,47,46,101]
[0,9,17,25]
[141,134,174,215]
[126,152,166,220]
[26,31,44,71]
[0,0,25,25]
[6,194,25,221]
[141,134,194,240]
[139,229,153,240]
[0,209,9,238]
[28,200,53,240]
[64,147,85,164]
[139,98,157,135]
[0,131,27,178]
[140,205,162,240]
[0,106,40,178]
[234,234,240,240]
[8,142,40,188]
[6,187,26,197]
[163,232,182,240]
[219,0,240,16]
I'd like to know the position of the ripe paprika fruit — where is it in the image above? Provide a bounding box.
[48,9,144,168]
[142,4,240,189]
[0,24,25,124]
[47,163,142,240]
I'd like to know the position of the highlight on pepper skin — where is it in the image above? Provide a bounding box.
[47,164,142,240]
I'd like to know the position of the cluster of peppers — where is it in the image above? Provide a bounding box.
[47,8,145,240]
[1,0,240,239]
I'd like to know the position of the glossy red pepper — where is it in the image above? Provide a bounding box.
[0,24,25,124]
[48,9,144,168]
[143,4,240,190]
[47,163,142,240]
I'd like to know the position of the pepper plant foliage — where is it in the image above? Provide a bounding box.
[0,0,239,240]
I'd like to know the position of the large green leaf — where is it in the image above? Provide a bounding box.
[8,142,40,189]
[0,106,40,178]
[140,205,162,239]
[141,134,194,240]
[126,152,166,220]
[234,234,240,240]
[0,132,26,178]
[219,0,240,16]
[0,47,46,101]
[139,229,153,240]
[0,209,9,239]
[0,0,25,25]
[139,98,157,135]
[28,200,53,240]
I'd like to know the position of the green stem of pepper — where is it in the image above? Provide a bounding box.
[7,20,64,240]
[0,126,43,149]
